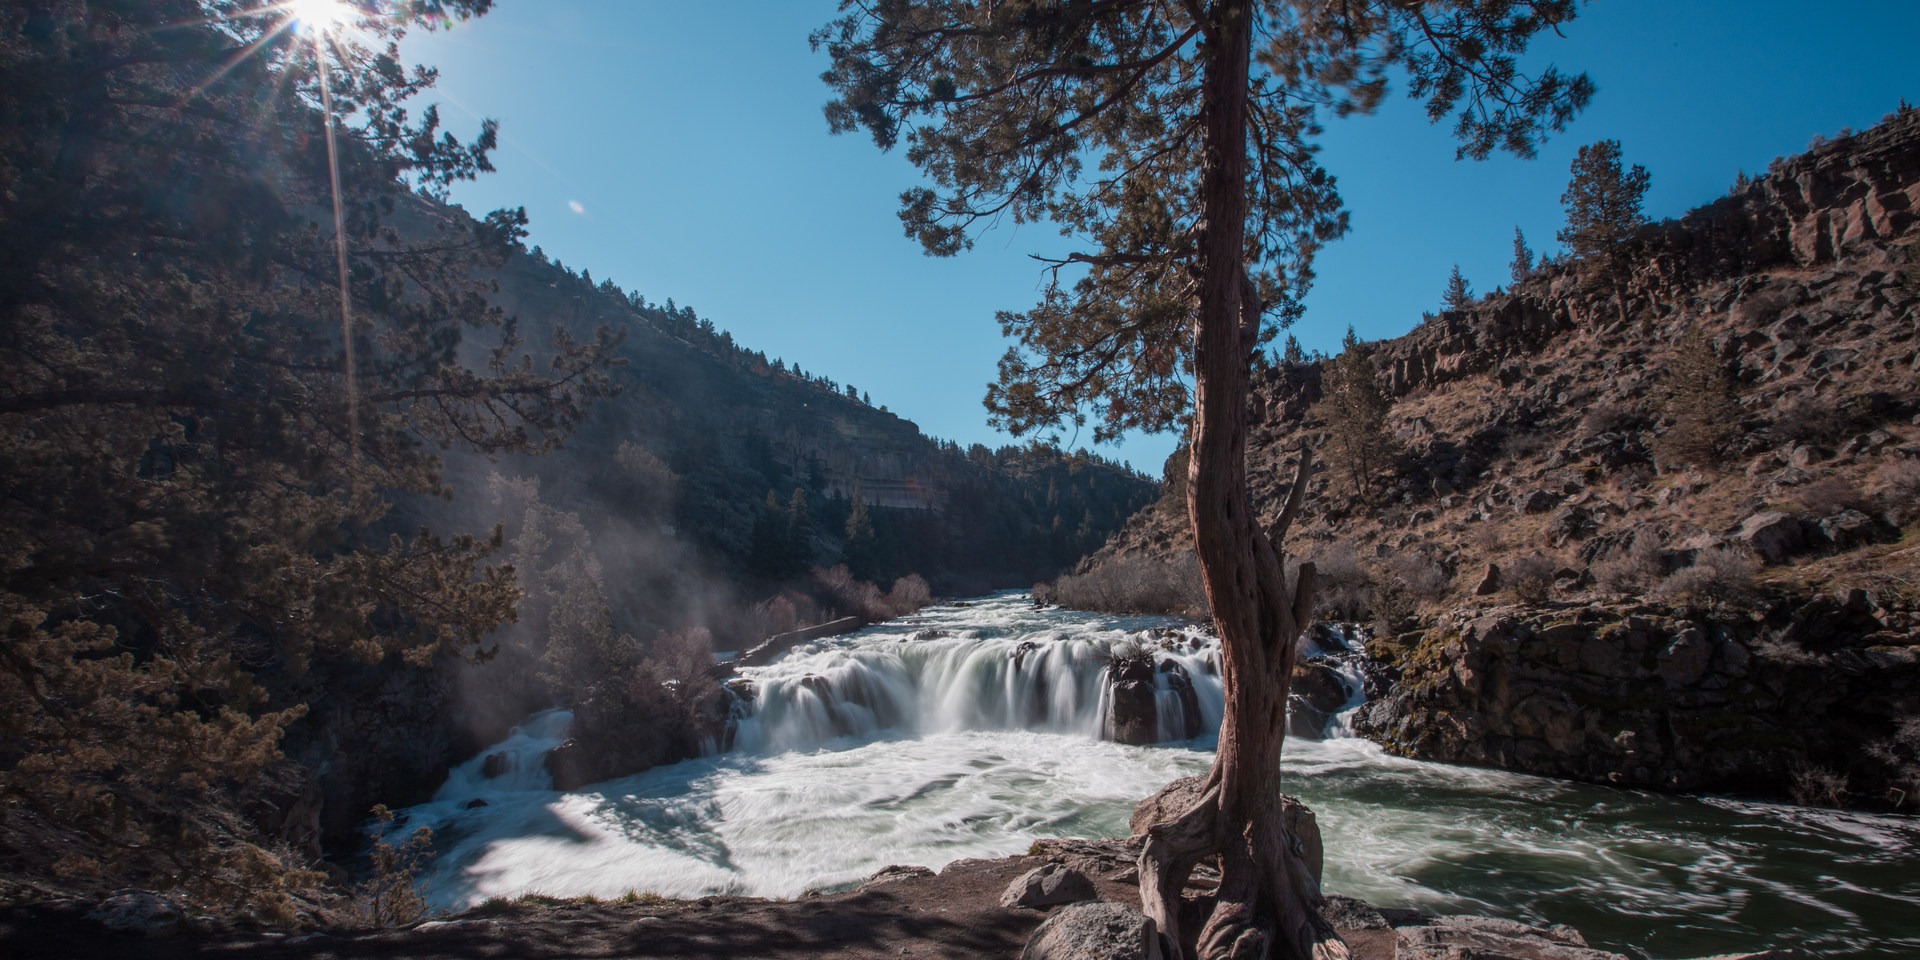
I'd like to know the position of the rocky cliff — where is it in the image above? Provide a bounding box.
[1355,594,1920,805]
[1068,105,1920,808]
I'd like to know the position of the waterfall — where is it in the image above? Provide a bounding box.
[397,595,1920,958]
[1299,624,1373,739]
[432,708,574,803]
[727,606,1226,754]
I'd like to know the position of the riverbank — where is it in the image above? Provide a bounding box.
[0,838,1790,960]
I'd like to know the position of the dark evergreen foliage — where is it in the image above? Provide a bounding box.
[1655,328,1741,468]
[1318,328,1400,504]
[1510,226,1535,283]
[1558,138,1652,261]
[1442,265,1474,311]
[0,0,619,914]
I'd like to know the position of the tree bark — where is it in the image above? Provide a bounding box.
[1131,3,1346,959]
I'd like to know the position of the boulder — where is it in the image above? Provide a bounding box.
[1020,901,1162,960]
[1106,655,1159,745]
[1474,562,1503,596]
[1394,916,1627,960]
[1813,509,1890,552]
[1546,505,1595,543]
[87,891,186,938]
[1519,490,1564,515]
[1734,511,1807,565]
[480,751,511,779]
[1788,444,1827,469]
[1000,862,1096,910]
[1291,661,1351,718]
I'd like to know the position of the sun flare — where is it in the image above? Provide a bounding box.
[285,0,355,35]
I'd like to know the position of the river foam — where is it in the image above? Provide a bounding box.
[400,593,1920,959]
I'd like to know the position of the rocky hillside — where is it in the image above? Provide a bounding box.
[438,233,1156,634]
[1064,106,1920,808]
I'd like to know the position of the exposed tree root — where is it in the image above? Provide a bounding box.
[1132,777,1348,960]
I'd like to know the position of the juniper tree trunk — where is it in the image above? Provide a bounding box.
[1132,3,1345,959]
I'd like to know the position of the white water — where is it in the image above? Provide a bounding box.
[729,602,1223,751]
[399,593,1920,959]
[1302,624,1371,738]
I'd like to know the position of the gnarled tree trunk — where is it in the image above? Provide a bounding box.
[1130,3,1345,959]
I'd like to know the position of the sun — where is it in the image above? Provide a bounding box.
[285,0,356,35]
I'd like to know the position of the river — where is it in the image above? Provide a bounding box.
[399,593,1920,959]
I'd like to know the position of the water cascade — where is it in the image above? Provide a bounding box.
[726,613,1227,753]
[397,594,1920,959]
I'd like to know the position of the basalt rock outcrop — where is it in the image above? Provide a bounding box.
[1063,108,1920,807]
[1356,594,1920,806]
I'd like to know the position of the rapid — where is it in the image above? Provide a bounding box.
[398,593,1920,959]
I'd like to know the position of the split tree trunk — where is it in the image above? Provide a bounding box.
[1130,3,1346,959]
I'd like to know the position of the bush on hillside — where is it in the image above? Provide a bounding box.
[1303,543,1373,620]
[1877,459,1920,526]
[1503,552,1558,604]
[1656,545,1760,603]
[1041,554,1207,616]
[1593,531,1667,595]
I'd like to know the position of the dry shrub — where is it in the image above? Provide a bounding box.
[1504,552,1557,604]
[1866,718,1920,809]
[749,593,803,639]
[1655,545,1759,602]
[1593,530,1666,595]
[879,574,933,618]
[597,627,724,756]
[1044,553,1207,616]
[1789,765,1850,808]
[1733,286,1800,328]
[1305,543,1373,620]
[350,806,433,929]
[1471,522,1506,554]
[1796,475,1871,516]
[1876,459,1920,526]
[1384,552,1450,603]
[1502,430,1550,461]
[1770,397,1850,448]
[1577,400,1641,438]
[1370,580,1416,637]
[813,564,883,619]
[1752,632,1820,666]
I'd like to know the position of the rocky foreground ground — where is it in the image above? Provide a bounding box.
[0,838,1793,960]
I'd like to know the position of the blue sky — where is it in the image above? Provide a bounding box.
[402,0,1919,475]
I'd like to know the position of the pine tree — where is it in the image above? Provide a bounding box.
[1319,328,1400,504]
[1442,265,1474,311]
[843,487,877,578]
[786,488,815,570]
[1655,329,1740,469]
[1558,139,1651,262]
[1282,334,1306,365]
[1510,227,1536,283]
[817,5,1588,957]
[0,0,618,912]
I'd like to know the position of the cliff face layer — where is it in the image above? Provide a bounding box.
[1071,107,1920,808]
[1355,595,1920,804]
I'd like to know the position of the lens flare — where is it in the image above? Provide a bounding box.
[286,0,355,35]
